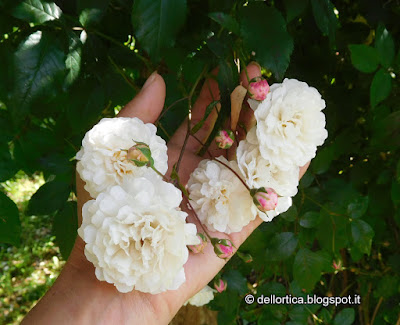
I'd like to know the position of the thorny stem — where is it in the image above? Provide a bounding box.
[189,134,213,158]
[108,55,140,92]
[175,65,208,173]
[155,97,189,125]
[189,134,251,192]
[150,166,170,183]
[92,30,152,71]
[184,195,213,242]
[371,297,383,325]
[213,158,251,192]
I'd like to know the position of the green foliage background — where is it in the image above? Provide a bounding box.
[0,0,399,324]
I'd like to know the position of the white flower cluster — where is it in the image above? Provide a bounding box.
[189,78,327,234]
[76,117,199,294]
[185,286,216,307]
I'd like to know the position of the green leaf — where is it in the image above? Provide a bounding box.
[240,4,293,79]
[66,79,105,134]
[351,219,374,255]
[12,0,62,24]
[293,248,324,291]
[28,180,70,216]
[311,0,338,45]
[265,232,298,261]
[284,0,309,22]
[311,146,335,174]
[78,0,109,27]
[317,209,350,253]
[396,159,400,183]
[53,201,78,260]
[370,68,392,108]
[333,308,355,325]
[348,44,379,73]
[0,143,18,182]
[375,24,395,68]
[209,12,239,34]
[12,31,65,123]
[0,43,14,104]
[191,100,220,134]
[289,306,309,322]
[64,32,82,89]
[224,269,247,295]
[299,211,320,228]
[347,196,369,219]
[0,192,21,246]
[392,180,400,207]
[281,204,297,222]
[132,0,187,61]
[374,276,399,299]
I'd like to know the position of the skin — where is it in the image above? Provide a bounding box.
[22,63,310,325]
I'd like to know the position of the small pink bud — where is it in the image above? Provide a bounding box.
[211,238,234,259]
[251,187,278,212]
[333,260,342,270]
[248,77,270,101]
[215,130,235,149]
[188,233,208,254]
[214,279,227,293]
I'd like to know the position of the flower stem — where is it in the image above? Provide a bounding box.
[184,195,213,242]
[175,65,208,173]
[212,158,251,192]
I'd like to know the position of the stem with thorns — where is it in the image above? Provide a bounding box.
[175,65,208,173]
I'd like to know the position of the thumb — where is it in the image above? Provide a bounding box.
[117,71,166,123]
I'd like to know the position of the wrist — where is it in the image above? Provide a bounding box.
[23,238,175,325]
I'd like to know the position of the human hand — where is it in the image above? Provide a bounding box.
[24,63,309,325]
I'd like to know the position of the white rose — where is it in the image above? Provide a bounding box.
[78,172,199,294]
[254,78,328,170]
[185,285,216,307]
[236,127,299,197]
[76,117,168,197]
[188,157,259,234]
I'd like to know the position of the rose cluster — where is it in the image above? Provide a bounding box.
[76,117,199,294]
[188,78,328,235]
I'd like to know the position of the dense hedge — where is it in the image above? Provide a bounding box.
[0,0,399,324]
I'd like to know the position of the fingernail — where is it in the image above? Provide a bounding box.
[142,71,158,90]
[248,61,261,70]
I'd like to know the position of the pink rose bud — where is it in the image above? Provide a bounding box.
[251,187,278,212]
[188,233,208,254]
[211,238,234,259]
[215,130,235,149]
[248,77,270,101]
[333,260,342,270]
[214,278,227,293]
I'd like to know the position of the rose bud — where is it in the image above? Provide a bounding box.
[211,238,234,259]
[237,251,253,263]
[214,278,227,293]
[188,233,208,254]
[248,77,270,101]
[250,187,278,212]
[127,143,153,167]
[215,130,235,149]
[333,260,342,271]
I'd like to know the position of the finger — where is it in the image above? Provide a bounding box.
[168,68,220,152]
[299,161,310,179]
[117,71,166,123]
[235,62,262,142]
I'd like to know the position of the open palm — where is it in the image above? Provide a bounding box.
[24,63,309,325]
